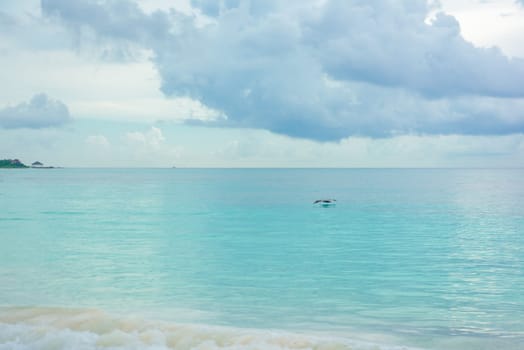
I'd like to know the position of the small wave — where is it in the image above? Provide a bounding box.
[0,307,416,350]
[0,218,30,222]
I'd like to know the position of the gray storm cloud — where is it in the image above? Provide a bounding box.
[41,0,524,140]
[0,94,71,129]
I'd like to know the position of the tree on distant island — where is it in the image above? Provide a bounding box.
[0,159,29,168]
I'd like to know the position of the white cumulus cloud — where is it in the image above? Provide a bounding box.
[126,126,165,148]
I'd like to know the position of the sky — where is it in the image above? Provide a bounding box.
[1,0,524,167]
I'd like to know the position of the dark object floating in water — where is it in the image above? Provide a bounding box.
[314,199,337,207]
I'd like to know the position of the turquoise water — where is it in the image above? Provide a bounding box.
[1,169,523,349]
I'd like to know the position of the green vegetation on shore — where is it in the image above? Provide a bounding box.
[0,159,29,168]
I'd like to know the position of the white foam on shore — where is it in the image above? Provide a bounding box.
[0,307,416,350]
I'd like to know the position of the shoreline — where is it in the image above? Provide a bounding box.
[1,305,523,350]
[0,306,416,350]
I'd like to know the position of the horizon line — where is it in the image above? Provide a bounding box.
[6,166,524,170]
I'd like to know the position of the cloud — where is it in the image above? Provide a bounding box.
[0,93,71,129]
[86,134,110,147]
[41,0,524,141]
[0,11,16,28]
[41,0,170,44]
[122,126,182,164]
[307,7,524,98]
[126,126,165,148]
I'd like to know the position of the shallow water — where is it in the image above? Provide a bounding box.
[1,169,523,349]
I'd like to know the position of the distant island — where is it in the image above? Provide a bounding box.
[0,159,29,168]
[0,159,57,169]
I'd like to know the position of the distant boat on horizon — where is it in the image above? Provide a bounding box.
[31,161,55,169]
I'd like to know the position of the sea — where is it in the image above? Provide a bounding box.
[0,168,523,350]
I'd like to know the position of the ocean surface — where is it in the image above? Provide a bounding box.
[0,168,523,350]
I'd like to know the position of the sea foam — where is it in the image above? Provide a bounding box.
[0,307,415,350]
